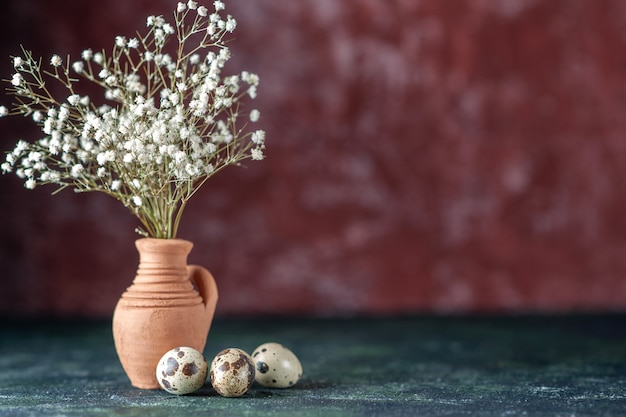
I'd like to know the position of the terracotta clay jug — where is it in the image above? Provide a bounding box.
[112,238,218,389]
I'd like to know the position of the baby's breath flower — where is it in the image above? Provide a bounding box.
[163,23,175,35]
[247,85,257,99]
[67,94,80,106]
[251,147,264,161]
[155,29,166,45]
[1,0,265,239]
[251,130,265,145]
[189,54,200,65]
[81,49,93,61]
[225,16,237,32]
[10,73,23,86]
[72,61,84,73]
[50,54,62,67]
[71,164,84,178]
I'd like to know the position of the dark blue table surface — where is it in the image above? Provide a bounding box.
[0,315,625,416]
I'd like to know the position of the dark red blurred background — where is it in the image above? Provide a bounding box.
[1,0,626,318]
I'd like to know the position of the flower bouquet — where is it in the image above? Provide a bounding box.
[1,0,265,239]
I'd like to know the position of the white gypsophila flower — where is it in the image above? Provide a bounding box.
[15,140,28,153]
[25,179,36,189]
[67,94,80,106]
[98,68,110,79]
[1,0,265,239]
[251,147,264,161]
[28,151,42,162]
[96,150,115,165]
[247,85,257,99]
[207,22,217,36]
[251,130,265,145]
[163,23,175,35]
[50,54,62,67]
[0,106,7,117]
[189,53,201,65]
[81,49,93,60]
[71,164,84,178]
[72,61,84,73]
[225,16,237,32]
[242,71,259,85]
[58,105,70,121]
[10,73,23,86]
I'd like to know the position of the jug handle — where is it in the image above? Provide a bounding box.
[188,265,219,321]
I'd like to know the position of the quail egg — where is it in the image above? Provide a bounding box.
[252,342,302,388]
[156,346,208,395]
[210,348,256,397]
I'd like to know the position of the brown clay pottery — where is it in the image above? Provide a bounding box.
[112,238,218,389]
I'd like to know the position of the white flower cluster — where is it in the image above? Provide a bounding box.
[0,1,265,238]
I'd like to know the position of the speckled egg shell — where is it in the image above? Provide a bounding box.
[156,347,208,395]
[210,348,256,397]
[252,342,303,388]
